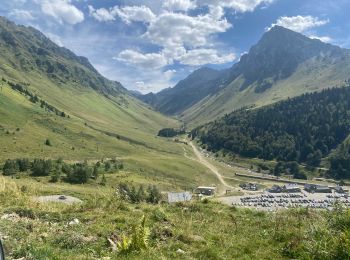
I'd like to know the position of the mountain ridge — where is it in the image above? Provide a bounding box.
[0,16,125,97]
[139,26,350,127]
[139,66,224,115]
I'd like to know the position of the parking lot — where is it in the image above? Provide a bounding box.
[219,191,350,210]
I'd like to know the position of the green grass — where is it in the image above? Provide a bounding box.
[1,176,350,259]
[0,76,221,189]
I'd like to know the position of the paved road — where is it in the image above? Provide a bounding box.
[189,141,235,192]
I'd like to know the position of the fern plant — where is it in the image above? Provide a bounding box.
[117,234,131,252]
[117,215,150,254]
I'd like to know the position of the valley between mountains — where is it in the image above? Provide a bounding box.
[1,15,350,260]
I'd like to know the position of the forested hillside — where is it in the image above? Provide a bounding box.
[329,137,350,179]
[192,85,350,177]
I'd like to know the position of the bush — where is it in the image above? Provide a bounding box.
[45,139,52,146]
[105,161,111,172]
[16,158,30,172]
[66,163,92,184]
[61,163,72,174]
[31,159,52,176]
[146,185,162,204]
[50,169,61,183]
[117,183,161,204]
[2,159,18,176]
[99,174,107,186]
[92,165,99,179]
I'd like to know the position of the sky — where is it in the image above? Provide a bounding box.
[1,0,350,94]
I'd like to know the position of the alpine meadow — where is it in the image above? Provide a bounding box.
[1,1,350,259]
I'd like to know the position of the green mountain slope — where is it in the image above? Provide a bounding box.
[160,26,350,127]
[0,17,220,188]
[0,17,124,96]
[0,16,174,148]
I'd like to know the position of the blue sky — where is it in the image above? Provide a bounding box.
[1,0,350,93]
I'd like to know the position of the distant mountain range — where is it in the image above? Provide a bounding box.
[140,67,224,115]
[139,26,350,127]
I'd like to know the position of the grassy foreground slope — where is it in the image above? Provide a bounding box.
[1,176,350,259]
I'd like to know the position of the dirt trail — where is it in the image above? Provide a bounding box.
[189,141,235,192]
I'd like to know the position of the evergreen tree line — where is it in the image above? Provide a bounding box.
[328,141,350,179]
[117,183,162,204]
[2,158,123,184]
[192,86,350,175]
[157,128,185,138]
[2,77,68,118]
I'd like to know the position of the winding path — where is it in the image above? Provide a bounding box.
[189,141,235,191]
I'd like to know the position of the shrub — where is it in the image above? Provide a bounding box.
[50,171,61,183]
[2,159,18,176]
[99,174,107,186]
[92,165,99,179]
[146,186,161,204]
[117,183,160,204]
[31,159,52,176]
[152,208,168,222]
[45,139,52,146]
[105,161,111,172]
[16,158,30,172]
[66,163,92,184]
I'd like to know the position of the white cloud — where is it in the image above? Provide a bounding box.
[200,0,274,13]
[162,0,197,11]
[163,69,177,79]
[111,4,236,71]
[132,70,176,93]
[114,5,156,24]
[9,9,35,20]
[270,15,329,33]
[179,48,236,65]
[89,1,272,73]
[88,6,115,22]
[89,5,155,24]
[36,0,84,25]
[89,0,275,91]
[310,35,333,43]
[134,81,149,91]
[208,6,225,19]
[115,49,168,69]
[144,12,231,49]
[115,47,235,68]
